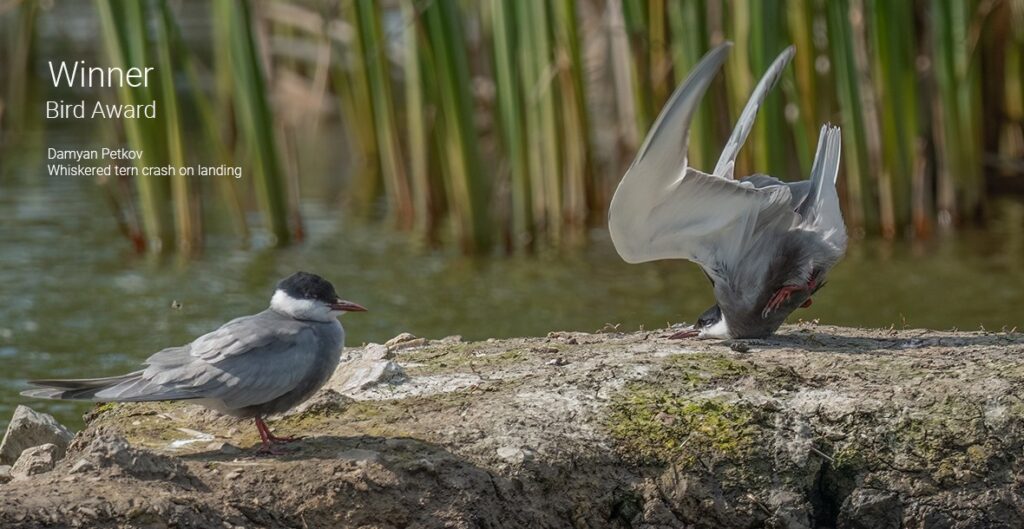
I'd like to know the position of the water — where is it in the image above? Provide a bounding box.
[2,135,1022,431]
[1,2,1021,432]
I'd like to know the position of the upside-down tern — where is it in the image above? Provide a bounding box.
[608,42,847,339]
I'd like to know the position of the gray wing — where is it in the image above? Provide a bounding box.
[94,312,325,409]
[622,42,732,195]
[797,124,846,248]
[742,174,811,210]
[713,46,795,180]
[608,43,798,280]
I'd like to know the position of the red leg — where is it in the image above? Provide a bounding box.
[762,277,818,318]
[254,417,303,454]
[800,298,813,308]
[254,417,283,455]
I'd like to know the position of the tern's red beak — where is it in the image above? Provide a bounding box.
[667,327,700,339]
[330,299,367,312]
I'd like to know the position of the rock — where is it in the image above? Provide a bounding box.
[10,443,59,479]
[401,338,429,349]
[837,488,902,529]
[776,416,815,467]
[0,325,1021,528]
[496,446,533,465]
[765,489,812,529]
[363,343,394,361]
[287,389,354,415]
[385,333,428,350]
[68,459,94,474]
[329,346,405,394]
[386,332,417,346]
[77,434,202,489]
[336,448,381,463]
[657,470,742,527]
[729,341,751,353]
[0,464,11,483]
[204,441,242,455]
[0,405,74,465]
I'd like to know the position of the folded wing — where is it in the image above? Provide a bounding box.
[23,313,325,410]
[134,314,322,409]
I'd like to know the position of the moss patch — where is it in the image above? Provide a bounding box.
[606,386,761,466]
[273,381,511,442]
[818,394,1019,490]
[402,344,529,373]
[663,352,755,388]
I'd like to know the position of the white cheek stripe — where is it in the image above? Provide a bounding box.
[270,289,335,321]
[701,315,732,339]
[271,290,317,314]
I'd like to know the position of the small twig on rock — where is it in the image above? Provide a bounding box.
[468,361,490,381]
[809,446,834,463]
[746,493,772,515]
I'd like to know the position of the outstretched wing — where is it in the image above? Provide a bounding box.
[608,43,799,281]
[713,46,795,180]
[797,124,846,248]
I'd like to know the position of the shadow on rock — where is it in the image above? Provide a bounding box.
[1,433,639,529]
[729,329,1021,354]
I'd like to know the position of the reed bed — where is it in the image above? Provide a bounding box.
[93,0,295,253]
[328,0,1023,249]
[3,0,1023,253]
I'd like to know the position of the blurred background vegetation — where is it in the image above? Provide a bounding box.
[2,0,1023,431]
[1,0,1022,255]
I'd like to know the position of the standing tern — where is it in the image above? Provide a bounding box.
[608,42,847,339]
[22,272,366,453]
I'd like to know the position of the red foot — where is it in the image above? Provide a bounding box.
[762,277,817,318]
[254,417,304,454]
[800,298,813,308]
[268,432,303,444]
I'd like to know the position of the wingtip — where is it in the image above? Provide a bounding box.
[776,45,797,69]
[20,388,57,399]
[631,42,733,167]
[818,123,842,143]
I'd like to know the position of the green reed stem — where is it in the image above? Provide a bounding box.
[423,0,491,252]
[490,0,532,248]
[97,0,172,252]
[219,0,291,245]
[355,0,414,229]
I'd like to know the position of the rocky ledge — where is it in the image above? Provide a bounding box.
[1,324,1022,529]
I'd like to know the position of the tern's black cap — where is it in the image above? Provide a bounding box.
[696,304,722,328]
[276,272,339,302]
